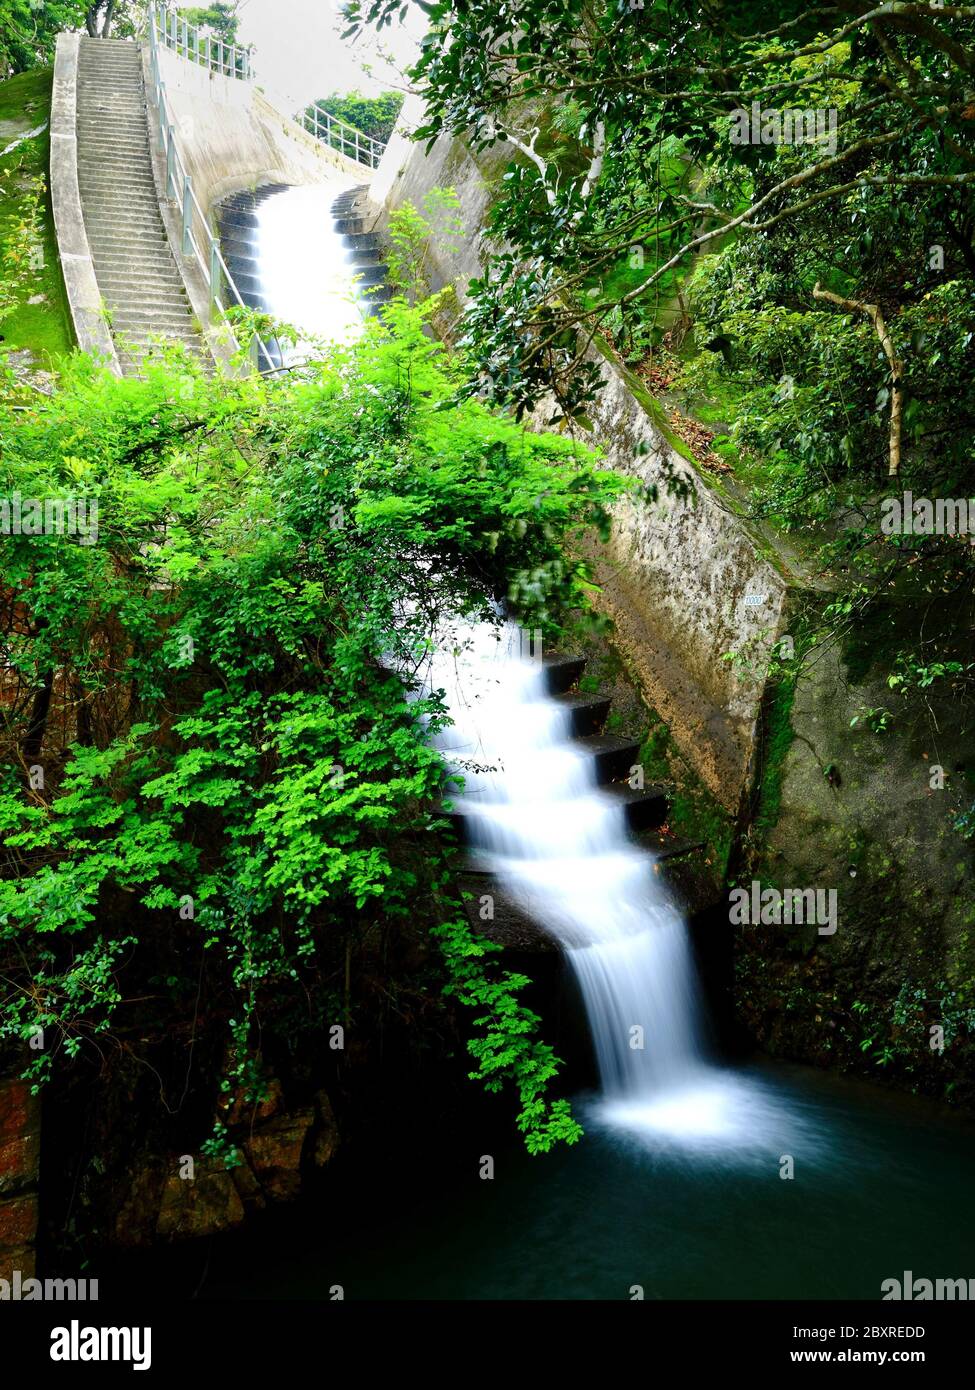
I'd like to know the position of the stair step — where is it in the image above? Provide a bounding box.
[551,692,611,737]
[99,273,185,292]
[77,141,150,156]
[456,835,703,951]
[217,208,260,231]
[87,213,165,231]
[88,228,170,242]
[219,230,262,255]
[76,94,144,105]
[77,118,147,129]
[80,188,157,202]
[541,654,586,696]
[90,246,173,262]
[116,335,206,351]
[221,269,262,294]
[351,265,388,287]
[457,874,560,953]
[574,733,643,785]
[457,830,703,879]
[79,177,158,192]
[115,336,205,353]
[603,782,669,831]
[441,781,667,843]
[112,315,196,332]
[104,297,192,317]
[77,159,153,171]
[79,190,160,206]
[86,205,163,221]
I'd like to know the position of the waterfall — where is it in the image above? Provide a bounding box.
[420,619,720,1130]
[254,184,367,353]
[231,200,802,1152]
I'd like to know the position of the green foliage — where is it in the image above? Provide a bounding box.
[432,915,583,1153]
[311,89,404,145]
[0,169,39,327]
[0,1,87,76]
[0,298,623,1151]
[345,0,975,427]
[384,188,463,305]
[0,70,73,363]
[854,983,975,1072]
[179,3,240,43]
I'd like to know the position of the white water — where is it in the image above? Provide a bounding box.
[254,183,368,358]
[240,195,813,1157]
[420,619,816,1155]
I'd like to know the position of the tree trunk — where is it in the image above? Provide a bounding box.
[86,2,116,38]
[23,668,54,765]
[813,281,905,478]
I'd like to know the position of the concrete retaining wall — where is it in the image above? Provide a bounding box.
[49,33,121,374]
[156,47,362,214]
[559,345,789,804]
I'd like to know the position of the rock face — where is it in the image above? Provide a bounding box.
[113,1085,339,1248]
[0,1079,42,1280]
[737,636,975,1101]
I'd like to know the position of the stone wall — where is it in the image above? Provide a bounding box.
[0,1078,41,1281]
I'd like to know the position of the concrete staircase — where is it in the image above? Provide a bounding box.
[331,185,392,312]
[214,183,291,369]
[75,37,205,375]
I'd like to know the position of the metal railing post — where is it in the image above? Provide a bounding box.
[218,39,224,76]
[166,123,177,197]
[181,175,194,255]
[158,82,167,145]
[209,242,221,315]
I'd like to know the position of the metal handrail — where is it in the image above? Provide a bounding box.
[152,0,254,81]
[299,101,386,170]
[146,0,276,372]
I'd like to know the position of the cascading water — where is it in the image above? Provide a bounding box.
[419,621,724,1127]
[234,192,810,1156]
[254,184,368,352]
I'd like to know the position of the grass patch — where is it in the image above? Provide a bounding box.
[0,67,73,366]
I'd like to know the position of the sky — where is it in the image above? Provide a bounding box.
[234,0,425,112]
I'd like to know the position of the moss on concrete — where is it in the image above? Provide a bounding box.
[751,674,797,845]
[0,67,73,367]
